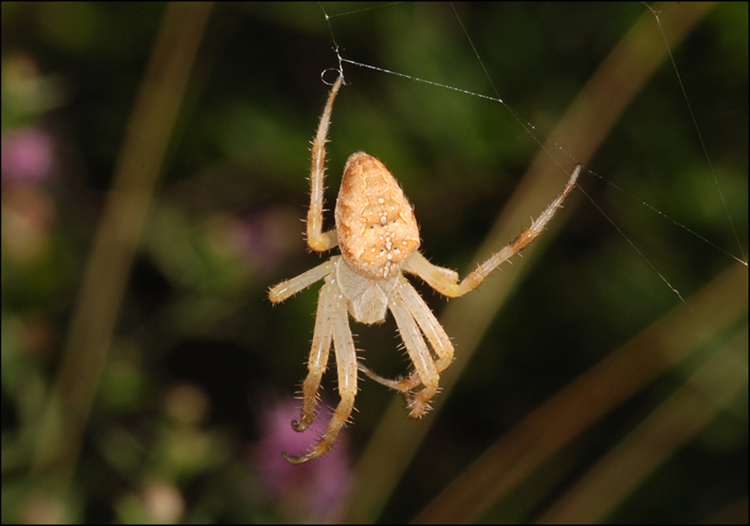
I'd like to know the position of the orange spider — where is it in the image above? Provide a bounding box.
[269,73,580,463]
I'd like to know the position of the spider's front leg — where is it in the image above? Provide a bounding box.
[378,277,454,418]
[283,279,358,464]
[405,164,581,298]
[288,279,335,432]
[268,261,336,433]
[359,276,456,414]
[306,74,344,253]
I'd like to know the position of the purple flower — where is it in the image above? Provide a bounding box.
[231,206,302,280]
[250,396,353,520]
[1,127,54,185]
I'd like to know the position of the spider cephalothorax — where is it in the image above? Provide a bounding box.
[269,73,580,464]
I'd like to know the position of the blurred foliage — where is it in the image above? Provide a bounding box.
[1,2,747,523]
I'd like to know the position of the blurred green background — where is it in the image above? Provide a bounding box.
[2,2,747,523]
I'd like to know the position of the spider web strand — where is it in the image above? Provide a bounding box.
[645,3,747,265]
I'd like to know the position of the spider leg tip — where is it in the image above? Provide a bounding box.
[281,451,306,464]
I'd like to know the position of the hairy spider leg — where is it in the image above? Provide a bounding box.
[388,288,439,418]
[268,260,335,303]
[405,163,581,298]
[282,274,358,464]
[269,261,336,432]
[359,276,455,399]
[360,164,581,395]
[307,74,344,252]
[289,280,335,432]
[397,277,455,375]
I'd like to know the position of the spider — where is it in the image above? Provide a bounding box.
[269,72,580,464]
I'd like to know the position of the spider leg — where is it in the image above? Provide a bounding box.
[282,284,358,464]
[389,282,440,418]
[405,164,581,298]
[289,278,336,432]
[398,276,454,374]
[269,259,335,303]
[360,277,454,397]
[358,362,403,389]
[307,74,344,252]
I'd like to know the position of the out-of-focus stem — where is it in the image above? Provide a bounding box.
[31,2,213,484]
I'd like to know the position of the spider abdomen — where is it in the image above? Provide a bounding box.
[335,152,420,278]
